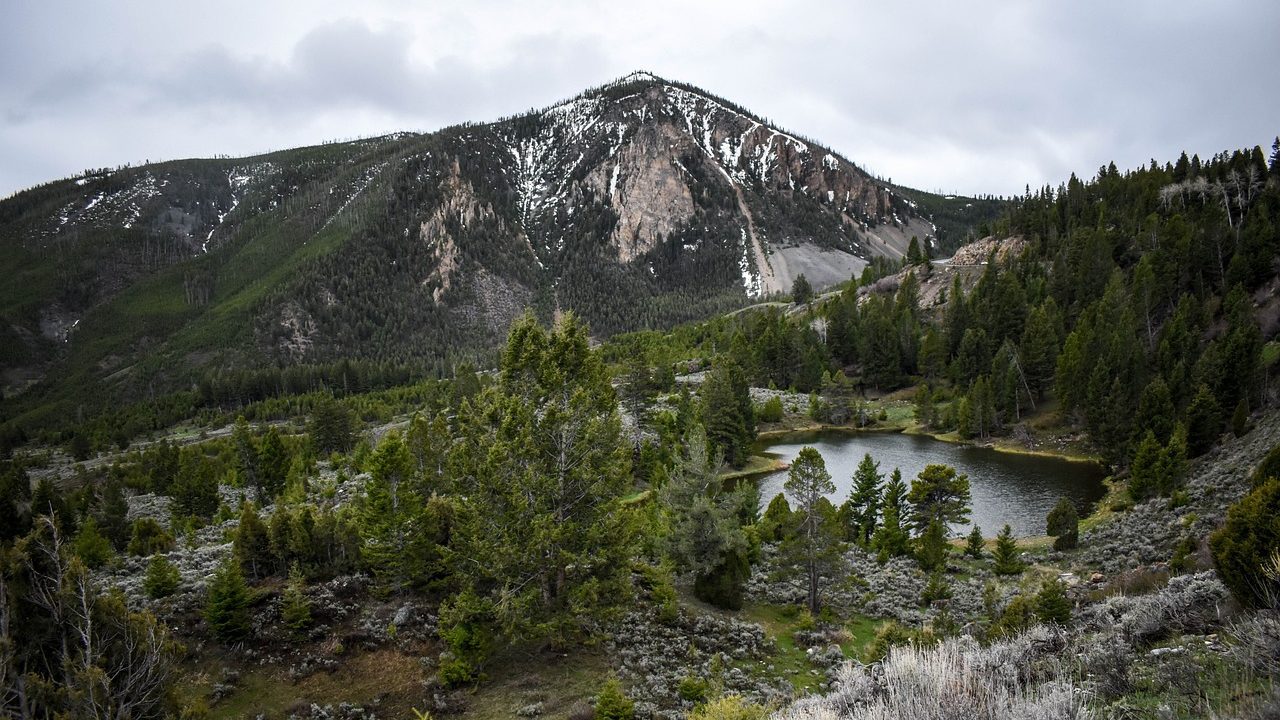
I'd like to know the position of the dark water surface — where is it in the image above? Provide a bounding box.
[755,431,1107,538]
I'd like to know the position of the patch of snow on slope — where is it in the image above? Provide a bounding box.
[739,226,761,298]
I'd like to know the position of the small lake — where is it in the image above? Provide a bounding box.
[755,431,1107,538]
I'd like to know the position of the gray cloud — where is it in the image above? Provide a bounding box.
[1,0,1277,197]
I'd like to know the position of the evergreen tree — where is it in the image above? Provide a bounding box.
[595,677,636,720]
[448,313,636,649]
[914,384,937,429]
[845,453,882,545]
[1134,376,1176,446]
[1210,478,1280,608]
[1045,497,1079,550]
[1185,384,1223,457]
[992,524,1022,575]
[357,432,425,592]
[760,493,794,542]
[1232,397,1250,438]
[906,236,925,265]
[144,554,181,598]
[232,417,260,493]
[791,273,813,304]
[700,358,756,468]
[871,469,910,560]
[97,480,130,550]
[281,562,312,636]
[1019,299,1061,399]
[1034,579,1071,624]
[172,450,219,520]
[310,395,356,454]
[72,516,115,569]
[205,557,252,642]
[964,525,984,558]
[782,447,840,613]
[916,517,949,572]
[126,518,174,556]
[920,569,952,607]
[257,427,291,501]
[906,464,972,535]
[662,426,750,609]
[233,501,272,579]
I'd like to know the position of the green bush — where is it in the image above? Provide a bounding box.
[127,518,175,556]
[693,548,749,610]
[677,675,710,703]
[1210,478,1280,608]
[594,677,634,720]
[1034,579,1070,624]
[1045,497,1079,551]
[756,396,784,423]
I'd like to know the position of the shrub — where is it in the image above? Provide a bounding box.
[127,518,175,556]
[1254,443,1280,489]
[920,571,952,607]
[1034,579,1070,625]
[73,517,115,568]
[688,696,766,720]
[144,554,181,599]
[693,548,750,611]
[778,632,1086,720]
[677,675,710,703]
[1045,498,1078,551]
[863,620,913,663]
[594,677,634,720]
[1210,478,1280,608]
[757,396,784,423]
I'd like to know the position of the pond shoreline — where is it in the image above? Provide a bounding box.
[750,422,1106,468]
[741,424,1111,539]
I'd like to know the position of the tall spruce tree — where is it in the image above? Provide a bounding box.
[845,453,882,545]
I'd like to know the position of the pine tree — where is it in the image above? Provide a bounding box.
[281,562,312,636]
[916,517,949,572]
[1045,497,1079,550]
[257,427,291,501]
[920,569,952,607]
[906,236,924,265]
[126,518,174,556]
[914,384,936,429]
[172,450,219,520]
[233,501,272,579]
[782,447,840,613]
[846,453,882,545]
[992,524,1022,575]
[906,464,971,535]
[310,395,356,454]
[448,312,636,648]
[871,469,910,560]
[97,480,130,551]
[701,358,756,468]
[357,432,424,592]
[791,273,813,305]
[232,417,260,493]
[964,525,984,558]
[760,493,794,542]
[662,426,749,609]
[205,557,252,642]
[1034,579,1071,624]
[1185,384,1222,458]
[1128,431,1164,501]
[595,677,636,720]
[73,516,115,569]
[144,554,181,598]
[1232,397,1250,437]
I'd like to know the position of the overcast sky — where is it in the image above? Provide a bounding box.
[2,1,1277,199]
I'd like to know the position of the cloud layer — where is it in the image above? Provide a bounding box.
[2,1,1277,197]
